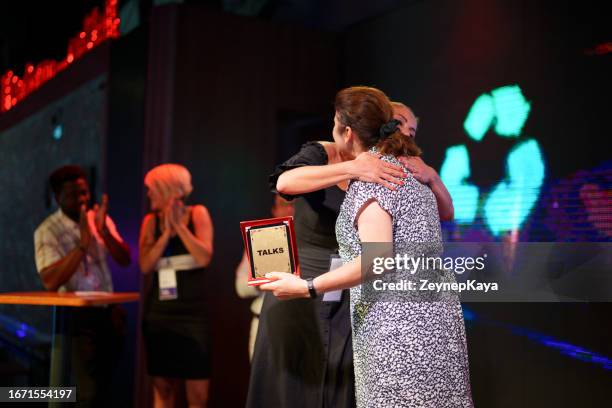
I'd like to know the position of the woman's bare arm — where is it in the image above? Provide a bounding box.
[276,142,405,195]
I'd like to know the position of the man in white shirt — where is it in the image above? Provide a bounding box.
[33,165,131,405]
[35,166,130,290]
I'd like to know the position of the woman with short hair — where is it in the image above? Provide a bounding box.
[139,163,214,408]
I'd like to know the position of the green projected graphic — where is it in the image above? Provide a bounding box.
[491,85,531,137]
[441,85,545,236]
[439,145,479,222]
[463,94,495,141]
[483,139,545,235]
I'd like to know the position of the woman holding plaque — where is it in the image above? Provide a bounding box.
[139,164,214,408]
[260,87,473,407]
[246,128,408,406]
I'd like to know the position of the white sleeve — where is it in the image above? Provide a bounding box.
[34,226,62,272]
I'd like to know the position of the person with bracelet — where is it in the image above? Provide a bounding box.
[247,95,454,408]
[33,165,131,406]
[260,87,473,407]
[246,128,409,408]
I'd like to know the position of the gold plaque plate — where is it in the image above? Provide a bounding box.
[240,216,300,286]
[248,224,293,278]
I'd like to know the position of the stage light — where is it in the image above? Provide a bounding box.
[441,85,545,236]
[484,139,545,235]
[491,85,530,137]
[440,145,479,223]
[463,94,494,142]
[53,124,63,140]
[463,306,612,371]
[0,0,120,114]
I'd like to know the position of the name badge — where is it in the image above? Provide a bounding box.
[323,256,343,302]
[159,268,178,301]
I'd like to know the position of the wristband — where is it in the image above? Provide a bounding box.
[306,278,318,299]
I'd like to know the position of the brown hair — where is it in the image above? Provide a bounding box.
[334,86,421,157]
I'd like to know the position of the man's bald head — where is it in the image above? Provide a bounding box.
[392,102,418,138]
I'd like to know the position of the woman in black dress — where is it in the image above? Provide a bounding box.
[139,164,214,408]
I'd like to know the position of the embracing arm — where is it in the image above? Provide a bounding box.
[276,161,355,195]
[429,175,454,221]
[276,143,405,195]
[399,156,454,221]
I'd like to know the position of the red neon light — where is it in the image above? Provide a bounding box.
[0,0,120,113]
[585,42,612,56]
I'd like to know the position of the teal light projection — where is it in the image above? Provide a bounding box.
[439,145,479,223]
[463,94,495,141]
[53,124,63,140]
[441,85,545,237]
[491,85,531,137]
[483,139,545,235]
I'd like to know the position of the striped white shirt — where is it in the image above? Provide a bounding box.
[34,209,124,292]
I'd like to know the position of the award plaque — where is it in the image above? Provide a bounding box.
[240,216,300,286]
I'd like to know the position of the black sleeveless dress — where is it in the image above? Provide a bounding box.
[141,211,211,378]
[246,142,356,408]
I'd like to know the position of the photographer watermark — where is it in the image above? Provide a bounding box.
[371,252,497,293]
[360,242,612,302]
[372,253,487,275]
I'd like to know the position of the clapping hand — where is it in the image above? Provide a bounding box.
[92,194,109,235]
[163,199,185,236]
[79,204,92,252]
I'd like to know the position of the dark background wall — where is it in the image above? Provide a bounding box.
[342,1,611,406]
[149,6,340,406]
[106,26,148,405]
[345,0,611,172]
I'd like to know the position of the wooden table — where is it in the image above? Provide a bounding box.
[0,291,139,400]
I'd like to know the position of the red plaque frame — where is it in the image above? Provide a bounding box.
[240,216,300,286]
